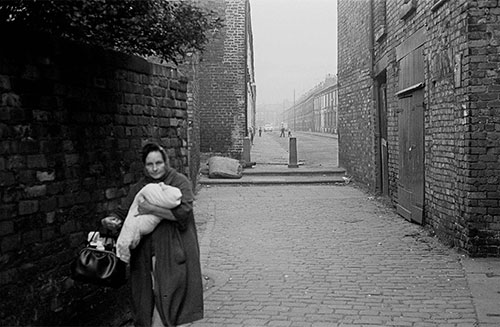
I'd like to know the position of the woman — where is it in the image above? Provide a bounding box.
[102,143,203,327]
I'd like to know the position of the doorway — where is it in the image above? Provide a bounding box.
[396,89,424,224]
[376,74,389,196]
[395,44,425,224]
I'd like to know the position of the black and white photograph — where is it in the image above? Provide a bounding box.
[0,0,499,326]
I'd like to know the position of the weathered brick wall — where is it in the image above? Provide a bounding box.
[376,0,428,203]
[0,30,190,325]
[198,0,249,159]
[179,53,202,191]
[375,1,458,240]
[423,0,469,251]
[373,0,398,201]
[337,0,377,189]
[379,0,500,256]
[459,0,500,255]
[342,0,500,256]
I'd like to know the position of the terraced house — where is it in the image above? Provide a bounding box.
[195,0,256,159]
[338,0,500,256]
[282,75,338,134]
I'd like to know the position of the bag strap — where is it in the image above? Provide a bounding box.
[90,230,99,240]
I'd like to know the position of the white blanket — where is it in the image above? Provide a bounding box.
[116,182,182,263]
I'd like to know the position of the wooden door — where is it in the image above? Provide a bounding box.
[397,90,424,223]
[396,45,424,224]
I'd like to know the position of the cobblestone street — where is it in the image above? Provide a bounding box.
[192,184,476,326]
[188,131,500,327]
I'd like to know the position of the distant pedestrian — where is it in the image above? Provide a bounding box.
[258,126,262,137]
[288,129,292,137]
[280,127,285,137]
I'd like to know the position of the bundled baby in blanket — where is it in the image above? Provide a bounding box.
[116,182,182,263]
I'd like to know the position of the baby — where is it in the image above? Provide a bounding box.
[116,182,182,263]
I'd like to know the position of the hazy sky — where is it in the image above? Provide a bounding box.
[250,0,337,105]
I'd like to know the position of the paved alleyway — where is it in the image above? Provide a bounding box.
[190,131,500,327]
[192,185,476,327]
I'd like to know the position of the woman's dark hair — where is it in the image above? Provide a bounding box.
[141,143,168,164]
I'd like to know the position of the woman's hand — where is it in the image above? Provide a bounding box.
[136,198,154,216]
[101,216,122,232]
[136,198,177,221]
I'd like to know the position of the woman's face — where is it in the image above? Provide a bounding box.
[144,151,167,179]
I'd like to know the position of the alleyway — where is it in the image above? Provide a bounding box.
[194,185,476,327]
[190,132,499,327]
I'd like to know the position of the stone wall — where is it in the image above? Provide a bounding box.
[197,0,250,159]
[0,30,191,325]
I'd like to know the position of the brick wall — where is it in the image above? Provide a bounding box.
[339,0,500,256]
[198,0,249,159]
[179,53,202,191]
[458,0,500,255]
[0,30,191,325]
[374,0,429,203]
[337,0,377,189]
[424,0,468,250]
[378,0,500,256]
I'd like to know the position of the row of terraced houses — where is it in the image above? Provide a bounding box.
[282,74,338,134]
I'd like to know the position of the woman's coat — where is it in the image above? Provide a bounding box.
[111,168,203,326]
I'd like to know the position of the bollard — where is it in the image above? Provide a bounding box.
[288,137,298,168]
[242,137,251,164]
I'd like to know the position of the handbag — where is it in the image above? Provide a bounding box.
[71,231,127,288]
